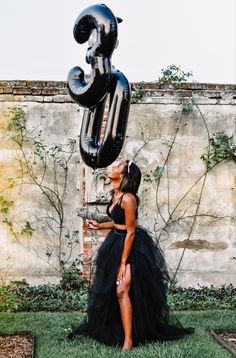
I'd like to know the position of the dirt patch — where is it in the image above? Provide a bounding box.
[0,332,34,358]
[210,329,236,356]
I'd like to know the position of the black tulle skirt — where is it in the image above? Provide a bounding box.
[69,226,194,346]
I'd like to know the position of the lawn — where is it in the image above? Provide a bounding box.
[0,310,235,357]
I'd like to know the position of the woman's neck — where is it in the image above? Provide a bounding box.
[112,186,124,199]
[111,180,120,193]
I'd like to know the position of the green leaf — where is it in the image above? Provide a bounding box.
[1,207,9,214]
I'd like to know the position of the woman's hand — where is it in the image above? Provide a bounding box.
[116,263,126,285]
[86,219,100,230]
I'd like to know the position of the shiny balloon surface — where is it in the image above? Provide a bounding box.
[67,4,131,169]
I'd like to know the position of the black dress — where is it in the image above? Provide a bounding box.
[69,193,194,346]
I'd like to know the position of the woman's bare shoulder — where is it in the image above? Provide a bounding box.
[122,193,137,206]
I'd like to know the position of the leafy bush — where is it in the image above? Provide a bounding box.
[168,284,236,310]
[15,284,88,312]
[158,64,193,84]
[60,266,84,291]
[0,279,88,313]
[1,282,236,313]
[0,286,19,312]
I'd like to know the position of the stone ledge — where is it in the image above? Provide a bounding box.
[141,97,236,105]
[0,80,235,103]
[132,82,236,91]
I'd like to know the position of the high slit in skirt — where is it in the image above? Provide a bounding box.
[69,226,194,346]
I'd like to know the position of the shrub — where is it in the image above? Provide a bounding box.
[0,278,88,313]
[60,266,84,291]
[168,284,236,310]
[0,286,19,312]
[0,282,236,313]
[157,64,193,84]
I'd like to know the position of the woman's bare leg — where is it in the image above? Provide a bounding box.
[116,263,133,351]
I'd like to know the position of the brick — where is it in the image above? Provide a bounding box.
[46,81,66,88]
[45,81,57,88]
[83,271,91,278]
[82,272,90,280]
[83,236,95,243]
[0,94,8,100]
[24,95,44,102]
[26,81,47,88]
[2,87,13,94]
[0,81,11,87]
[82,263,91,268]
[83,267,91,272]
[13,81,27,87]
[58,88,69,95]
[43,96,53,102]
[53,95,72,103]
[83,264,91,271]
[0,94,24,102]
[83,249,92,255]
[42,88,59,95]
[31,88,42,95]
[83,265,92,271]
[83,243,92,249]
[13,88,31,95]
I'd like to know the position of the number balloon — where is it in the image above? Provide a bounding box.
[67,4,118,109]
[67,4,131,169]
[80,69,130,169]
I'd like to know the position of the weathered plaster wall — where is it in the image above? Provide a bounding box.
[0,80,235,287]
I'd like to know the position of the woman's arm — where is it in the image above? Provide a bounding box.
[86,219,114,230]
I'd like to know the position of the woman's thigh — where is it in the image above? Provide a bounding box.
[117,264,131,296]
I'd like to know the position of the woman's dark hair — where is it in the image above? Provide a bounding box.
[118,160,141,201]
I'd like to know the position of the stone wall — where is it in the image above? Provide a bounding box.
[0,80,235,287]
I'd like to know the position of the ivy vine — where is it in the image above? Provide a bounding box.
[201,132,236,170]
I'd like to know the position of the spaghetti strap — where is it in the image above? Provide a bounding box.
[118,192,138,206]
[118,192,127,204]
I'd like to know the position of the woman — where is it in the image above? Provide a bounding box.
[69,160,194,351]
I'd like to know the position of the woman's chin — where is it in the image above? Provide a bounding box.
[108,174,118,181]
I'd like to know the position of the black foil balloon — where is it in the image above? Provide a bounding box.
[67,4,131,169]
[67,4,118,108]
[80,69,131,169]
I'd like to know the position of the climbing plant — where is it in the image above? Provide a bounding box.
[201,132,236,170]
[1,106,80,273]
[130,81,236,287]
[131,85,144,104]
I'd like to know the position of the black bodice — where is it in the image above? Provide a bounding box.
[107,193,138,225]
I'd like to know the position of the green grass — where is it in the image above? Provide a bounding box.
[0,310,235,357]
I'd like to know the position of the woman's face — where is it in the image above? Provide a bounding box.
[108,160,127,181]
